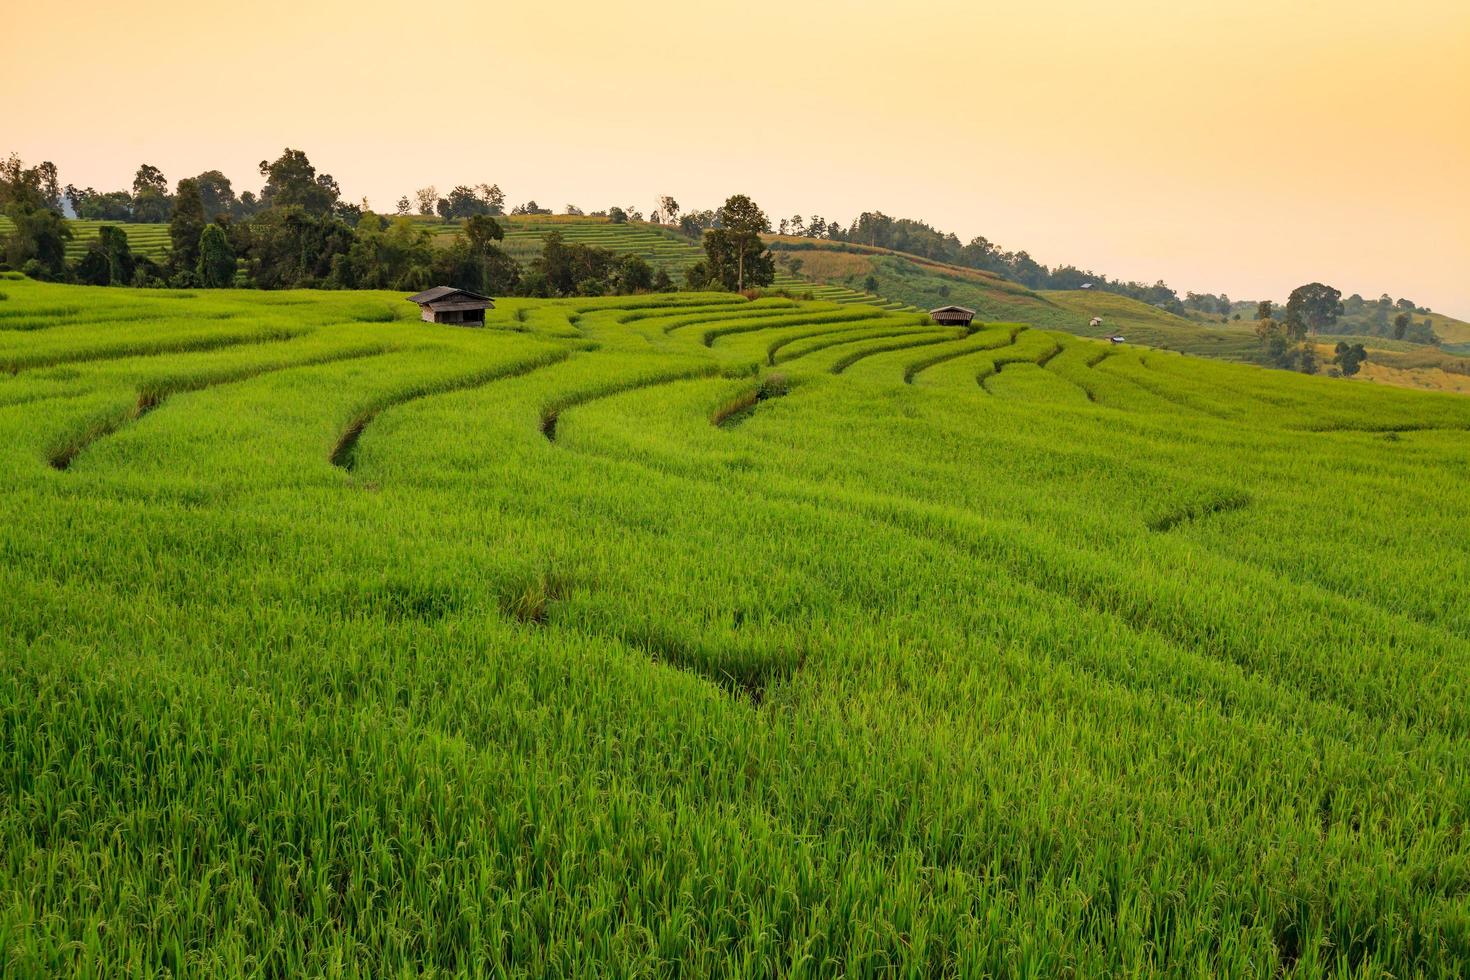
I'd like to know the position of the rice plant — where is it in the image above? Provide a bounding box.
[2,277,1469,977]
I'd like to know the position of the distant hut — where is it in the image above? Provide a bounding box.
[1089,316,1103,328]
[929,305,976,329]
[406,286,495,326]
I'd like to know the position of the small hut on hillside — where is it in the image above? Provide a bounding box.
[406,286,494,326]
[929,305,976,328]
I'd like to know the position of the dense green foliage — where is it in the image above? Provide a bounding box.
[2,277,1468,976]
[687,196,777,293]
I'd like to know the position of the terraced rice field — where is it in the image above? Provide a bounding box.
[3,274,1470,977]
[770,269,916,311]
[415,216,706,279]
[0,217,172,262]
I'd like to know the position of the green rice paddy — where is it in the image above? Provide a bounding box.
[2,275,1469,977]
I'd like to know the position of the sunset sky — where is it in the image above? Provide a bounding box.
[7,0,1468,315]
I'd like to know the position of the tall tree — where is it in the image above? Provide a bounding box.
[197,223,236,287]
[698,194,774,292]
[258,148,339,215]
[132,164,167,197]
[1285,282,1342,336]
[169,178,207,272]
[657,195,679,224]
[192,170,238,221]
[1,153,62,210]
[93,223,136,283]
[131,163,172,222]
[475,183,505,215]
[414,187,438,216]
[395,195,412,216]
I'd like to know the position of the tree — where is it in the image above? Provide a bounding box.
[464,214,504,249]
[192,170,237,221]
[414,187,437,216]
[169,178,207,272]
[436,185,491,222]
[1285,282,1341,336]
[197,223,236,287]
[72,242,114,286]
[236,191,261,219]
[69,187,133,221]
[607,206,628,224]
[2,153,63,211]
[345,217,435,291]
[258,148,339,215]
[1393,311,1411,340]
[678,210,715,237]
[564,204,584,216]
[1254,317,1317,373]
[28,161,61,210]
[234,206,355,289]
[700,194,774,292]
[657,195,679,224]
[72,225,135,286]
[615,254,654,293]
[788,214,805,237]
[1333,341,1367,377]
[128,163,173,223]
[132,164,167,197]
[2,204,70,276]
[432,220,519,296]
[475,183,505,215]
[531,231,615,296]
[395,196,412,216]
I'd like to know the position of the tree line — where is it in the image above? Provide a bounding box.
[0,150,692,297]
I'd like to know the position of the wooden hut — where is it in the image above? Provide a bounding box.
[929,305,976,328]
[406,286,495,326]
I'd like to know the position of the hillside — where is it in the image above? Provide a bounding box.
[765,236,1264,360]
[3,275,1470,975]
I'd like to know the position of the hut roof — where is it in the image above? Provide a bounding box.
[406,286,494,307]
[929,305,977,317]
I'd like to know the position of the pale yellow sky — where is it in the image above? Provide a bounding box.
[7,0,1468,315]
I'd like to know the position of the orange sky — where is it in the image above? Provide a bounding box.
[6,0,1468,316]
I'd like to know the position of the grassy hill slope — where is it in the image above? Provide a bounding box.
[3,275,1469,975]
[766,236,1263,360]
